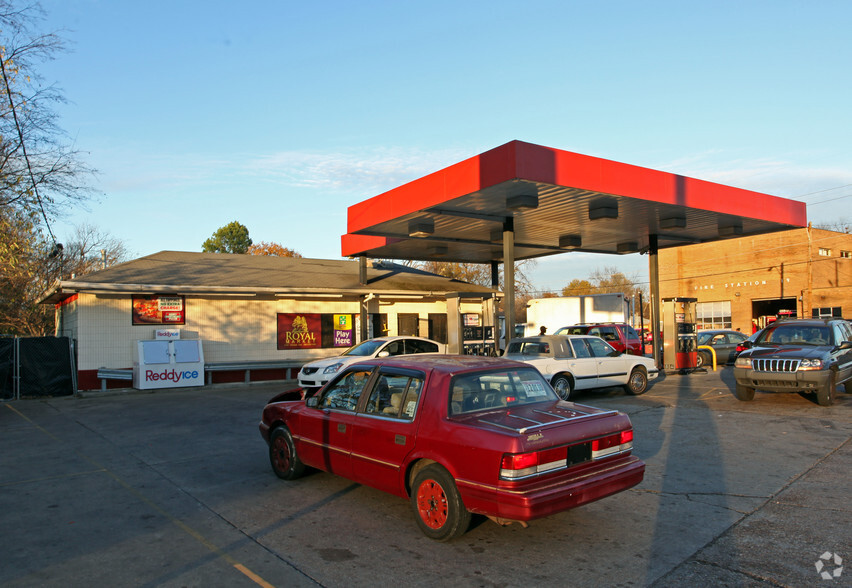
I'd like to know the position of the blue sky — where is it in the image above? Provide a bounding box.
[39,0,852,293]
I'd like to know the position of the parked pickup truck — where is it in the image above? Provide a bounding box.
[260,355,645,541]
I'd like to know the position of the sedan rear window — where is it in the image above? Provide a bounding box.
[405,339,439,354]
[449,368,556,415]
[506,341,550,356]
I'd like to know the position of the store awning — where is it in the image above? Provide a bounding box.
[341,140,807,262]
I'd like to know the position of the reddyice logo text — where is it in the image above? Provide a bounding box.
[145,369,199,382]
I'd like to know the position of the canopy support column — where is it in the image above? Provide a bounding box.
[503,219,515,348]
[648,235,662,368]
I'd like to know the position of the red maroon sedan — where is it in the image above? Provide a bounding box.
[260,355,644,541]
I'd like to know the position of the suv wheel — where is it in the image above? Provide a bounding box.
[817,373,836,407]
[735,382,755,401]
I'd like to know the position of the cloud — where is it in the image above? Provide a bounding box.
[659,153,852,202]
[243,146,470,194]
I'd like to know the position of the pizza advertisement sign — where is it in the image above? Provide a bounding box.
[132,295,186,325]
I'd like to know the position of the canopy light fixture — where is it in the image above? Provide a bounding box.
[718,224,743,237]
[617,241,639,253]
[427,244,448,256]
[408,217,434,238]
[559,235,582,249]
[506,194,538,212]
[660,216,687,230]
[589,200,618,220]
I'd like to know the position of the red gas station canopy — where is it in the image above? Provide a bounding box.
[341,140,807,263]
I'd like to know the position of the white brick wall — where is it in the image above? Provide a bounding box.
[72,294,480,370]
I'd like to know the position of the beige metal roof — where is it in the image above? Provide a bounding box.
[39,250,494,304]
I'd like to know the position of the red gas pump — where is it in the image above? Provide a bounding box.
[662,297,698,371]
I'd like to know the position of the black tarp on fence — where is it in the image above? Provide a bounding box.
[0,338,13,400]
[0,337,75,399]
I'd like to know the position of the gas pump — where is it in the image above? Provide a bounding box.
[446,293,498,355]
[662,297,698,371]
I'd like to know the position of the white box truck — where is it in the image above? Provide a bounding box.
[524,293,627,336]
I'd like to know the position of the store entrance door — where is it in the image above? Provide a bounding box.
[428,314,448,344]
[397,313,419,336]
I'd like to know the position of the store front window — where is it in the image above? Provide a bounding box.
[696,301,731,330]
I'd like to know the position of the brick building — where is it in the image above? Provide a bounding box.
[658,226,852,332]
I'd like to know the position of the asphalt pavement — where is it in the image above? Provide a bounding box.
[1,366,849,587]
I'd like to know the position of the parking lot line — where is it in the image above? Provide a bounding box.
[4,403,277,588]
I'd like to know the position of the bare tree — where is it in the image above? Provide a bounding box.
[812,219,851,234]
[0,215,128,335]
[61,223,130,278]
[415,259,537,293]
[0,1,93,219]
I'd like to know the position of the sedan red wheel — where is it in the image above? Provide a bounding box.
[410,464,471,541]
[269,427,305,480]
[272,435,291,471]
[416,478,448,529]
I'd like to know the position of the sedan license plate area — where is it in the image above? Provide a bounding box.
[567,442,591,467]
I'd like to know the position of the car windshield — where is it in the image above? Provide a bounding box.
[341,339,386,357]
[448,367,558,415]
[758,324,831,346]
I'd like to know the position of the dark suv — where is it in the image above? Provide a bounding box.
[554,323,644,355]
[733,318,852,406]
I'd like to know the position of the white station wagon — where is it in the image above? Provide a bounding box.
[504,334,659,399]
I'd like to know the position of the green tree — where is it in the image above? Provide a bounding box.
[202,221,252,254]
[0,209,51,335]
[561,278,595,297]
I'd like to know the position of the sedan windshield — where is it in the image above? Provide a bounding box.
[449,367,558,415]
[758,325,831,346]
[342,340,385,357]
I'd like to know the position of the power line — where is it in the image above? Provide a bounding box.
[0,49,57,246]
[794,183,852,200]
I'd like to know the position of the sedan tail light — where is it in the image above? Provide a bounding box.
[591,430,633,460]
[500,446,568,479]
[500,429,633,480]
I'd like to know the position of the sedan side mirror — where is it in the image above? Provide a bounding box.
[306,396,319,408]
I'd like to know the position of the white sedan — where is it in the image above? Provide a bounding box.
[296,336,445,389]
[503,334,659,399]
